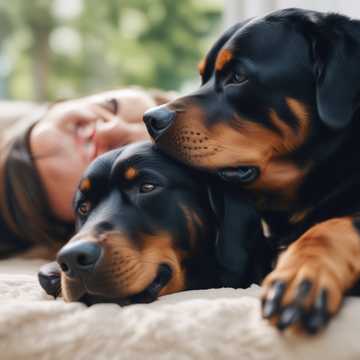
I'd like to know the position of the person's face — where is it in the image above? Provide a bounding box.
[30,89,156,222]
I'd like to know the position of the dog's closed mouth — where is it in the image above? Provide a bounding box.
[218,166,259,184]
[130,263,172,304]
[79,263,173,306]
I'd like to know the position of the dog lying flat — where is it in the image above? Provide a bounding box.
[144,8,360,333]
[39,142,271,305]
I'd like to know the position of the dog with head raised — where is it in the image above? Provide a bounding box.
[144,8,360,333]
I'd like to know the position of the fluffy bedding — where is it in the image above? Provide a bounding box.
[0,258,360,360]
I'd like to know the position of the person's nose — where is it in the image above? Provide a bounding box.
[93,117,127,153]
[143,106,176,141]
[57,240,102,278]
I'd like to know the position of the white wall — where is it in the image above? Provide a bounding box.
[223,0,360,28]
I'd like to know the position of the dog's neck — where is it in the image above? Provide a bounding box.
[259,121,360,242]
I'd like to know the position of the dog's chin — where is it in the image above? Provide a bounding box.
[69,263,173,306]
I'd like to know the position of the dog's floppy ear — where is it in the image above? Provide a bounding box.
[208,182,268,287]
[312,15,360,129]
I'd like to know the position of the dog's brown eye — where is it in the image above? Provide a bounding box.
[140,183,156,193]
[78,201,91,216]
[232,72,247,84]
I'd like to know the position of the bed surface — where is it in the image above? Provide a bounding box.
[0,258,359,360]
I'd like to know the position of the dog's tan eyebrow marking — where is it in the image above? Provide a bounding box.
[198,58,206,76]
[80,178,91,192]
[124,167,138,181]
[215,48,233,71]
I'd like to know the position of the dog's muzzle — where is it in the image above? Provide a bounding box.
[143,106,176,141]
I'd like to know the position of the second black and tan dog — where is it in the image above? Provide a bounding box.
[39,142,270,305]
[144,8,360,333]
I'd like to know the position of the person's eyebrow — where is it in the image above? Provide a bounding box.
[98,98,120,115]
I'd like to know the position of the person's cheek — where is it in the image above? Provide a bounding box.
[128,123,150,143]
[44,149,86,222]
[95,120,126,151]
[55,159,86,221]
[122,98,156,124]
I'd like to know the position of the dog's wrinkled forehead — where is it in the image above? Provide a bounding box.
[81,148,121,183]
[81,142,160,184]
[114,142,198,187]
[115,141,154,164]
[79,141,198,197]
[210,18,312,83]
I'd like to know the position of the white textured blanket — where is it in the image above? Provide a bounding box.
[0,258,360,360]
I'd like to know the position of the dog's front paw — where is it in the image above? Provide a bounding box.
[261,218,360,334]
[38,261,61,298]
[261,252,343,334]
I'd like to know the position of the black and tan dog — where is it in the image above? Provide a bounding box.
[39,142,270,305]
[144,8,360,333]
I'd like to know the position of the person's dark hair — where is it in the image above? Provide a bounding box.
[0,110,73,258]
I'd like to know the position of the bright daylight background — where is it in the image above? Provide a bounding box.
[1,0,360,102]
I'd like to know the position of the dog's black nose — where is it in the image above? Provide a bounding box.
[143,106,175,140]
[38,262,61,298]
[57,241,102,278]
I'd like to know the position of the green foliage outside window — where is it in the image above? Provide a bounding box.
[0,0,222,101]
